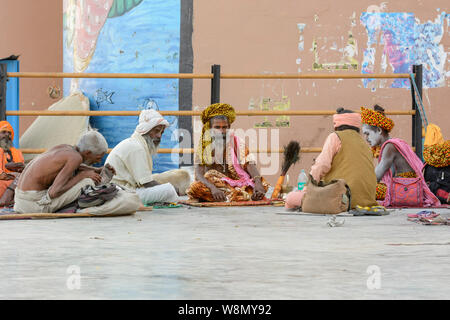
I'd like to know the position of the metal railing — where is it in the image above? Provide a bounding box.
[0,64,423,158]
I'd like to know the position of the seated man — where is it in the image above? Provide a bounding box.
[361,105,440,207]
[0,121,25,206]
[285,108,378,210]
[14,131,140,214]
[187,103,268,202]
[105,109,191,205]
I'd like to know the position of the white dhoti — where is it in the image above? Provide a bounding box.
[77,188,141,215]
[152,169,192,196]
[14,178,95,213]
[135,183,179,205]
[14,178,141,215]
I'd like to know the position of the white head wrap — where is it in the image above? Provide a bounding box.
[135,109,170,135]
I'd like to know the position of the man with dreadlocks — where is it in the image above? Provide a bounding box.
[187,103,268,202]
[361,105,440,207]
[0,121,24,206]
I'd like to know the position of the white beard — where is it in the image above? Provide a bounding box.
[0,138,12,151]
[210,131,231,164]
[143,134,159,154]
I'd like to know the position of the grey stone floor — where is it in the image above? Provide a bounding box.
[0,206,449,300]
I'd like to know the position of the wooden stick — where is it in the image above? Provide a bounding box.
[18,147,325,154]
[7,72,213,79]
[0,212,134,220]
[7,72,411,80]
[5,110,416,116]
[220,73,411,79]
[17,146,414,154]
[271,175,286,199]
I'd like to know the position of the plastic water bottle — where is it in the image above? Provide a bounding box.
[297,169,308,191]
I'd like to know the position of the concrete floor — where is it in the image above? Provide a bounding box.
[0,205,449,300]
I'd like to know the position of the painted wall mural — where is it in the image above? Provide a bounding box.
[361,12,415,89]
[360,11,449,90]
[414,11,450,88]
[295,10,449,90]
[63,0,180,172]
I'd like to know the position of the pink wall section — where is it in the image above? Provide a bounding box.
[0,0,63,136]
[192,0,450,184]
[0,0,448,185]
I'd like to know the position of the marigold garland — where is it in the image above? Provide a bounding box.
[423,140,450,168]
[360,107,394,132]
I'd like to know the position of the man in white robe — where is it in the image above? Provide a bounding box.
[105,109,191,205]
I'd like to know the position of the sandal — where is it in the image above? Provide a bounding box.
[407,211,439,219]
[352,205,390,216]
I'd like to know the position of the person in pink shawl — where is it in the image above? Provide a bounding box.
[361,105,440,207]
[187,103,269,202]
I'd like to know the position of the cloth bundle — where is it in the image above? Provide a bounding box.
[78,183,119,208]
[56,183,119,213]
[301,174,351,214]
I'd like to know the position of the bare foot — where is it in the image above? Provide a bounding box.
[100,164,115,184]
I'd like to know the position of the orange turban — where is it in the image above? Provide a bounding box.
[0,121,14,140]
[333,113,361,129]
[360,107,394,132]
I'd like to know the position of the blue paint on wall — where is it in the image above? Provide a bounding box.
[361,11,449,89]
[1,59,20,148]
[64,0,180,172]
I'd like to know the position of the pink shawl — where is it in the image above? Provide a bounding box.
[378,138,440,207]
[221,135,255,188]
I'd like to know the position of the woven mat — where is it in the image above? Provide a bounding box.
[0,211,135,220]
[179,199,274,207]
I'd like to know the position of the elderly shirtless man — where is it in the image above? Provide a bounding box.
[14,131,140,214]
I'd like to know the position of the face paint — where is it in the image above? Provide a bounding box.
[362,125,383,147]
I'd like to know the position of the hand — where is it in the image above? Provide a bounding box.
[5,162,25,173]
[0,172,17,180]
[210,186,226,202]
[79,164,102,174]
[104,163,116,176]
[82,170,102,185]
[252,181,266,201]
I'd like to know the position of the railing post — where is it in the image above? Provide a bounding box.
[210,64,221,104]
[411,64,423,160]
[0,64,7,121]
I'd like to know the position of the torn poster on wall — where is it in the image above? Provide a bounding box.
[414,11,449,88]
[310,12,359,71]
[360,12,415,89]
[360,11,449,89]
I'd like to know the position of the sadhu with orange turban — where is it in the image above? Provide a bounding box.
[0,121,25,206]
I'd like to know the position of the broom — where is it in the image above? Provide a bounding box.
[271,141,301,199]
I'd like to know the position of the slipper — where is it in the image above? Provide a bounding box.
[352,205,390,216]
[407,211,439,219]
[152,202,183,209]
[418,215,448,225]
